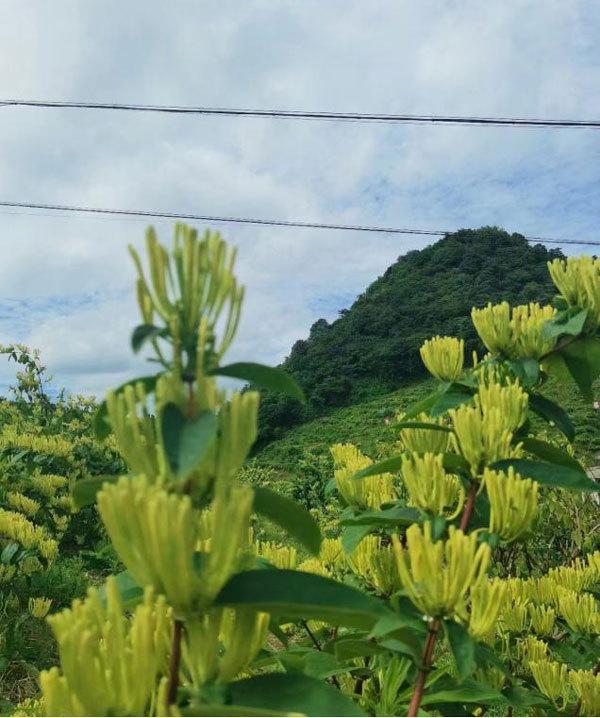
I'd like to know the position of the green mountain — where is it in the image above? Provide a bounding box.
[258,226,563,444]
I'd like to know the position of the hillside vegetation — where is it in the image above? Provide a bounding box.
[259,227,563,444]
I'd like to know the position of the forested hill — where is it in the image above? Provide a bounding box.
[258,226,563,443]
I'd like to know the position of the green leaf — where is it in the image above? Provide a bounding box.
[93,374,160,440]
[560,337,600,401]
[440,452,471,475]
[429,388,474,417]
[209,362,305,402]
[491,458,599,492]
[445,621,476,680]
[215,569,394,630]
[98,570,143,610]
[396,421,453,433]
[352,455,403,480]
[273,646,342,679]
[1,542,19,564]
[333,638,388,661]
[130,323,169,353]
[71,475,119,510]
[429,515,447,541]
[528,392,575,441]
[340,506,421,528]
[508,357,540,387]
[160,404,217,480]
[253,487,321,555]
[227,673,365,717]
[521,437,584,471]
[341,524,374,554]
[421,680,508,706]
[543,306,588,340]
[502,685,550,710]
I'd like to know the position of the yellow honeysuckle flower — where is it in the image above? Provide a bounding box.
[468,579,507,641]
[548,256,600,331]
[420,336,464,381]
[319,537,345,569]
[471,301,556,358]
[499,598,530,633]
[474,378,528,432]
[555,587,600,634]
[30,473,68,498]
[528,604,556,636]
[98,476,253,613]
[40,578,171,717]
[7,492,40,517]
[393,524,490,618]
[28,597,52,619]
[548,563,590,593]
[255,541,298,570]
[330,443,397,510]
[483,467,538,542]
[570,669,600,716]
[0,428,74,459]
[0,508,58,562]
[298,557,331,577]
[529,659,570,705]
[450,404,522,474]
[397,411,450,454]
[347,535,402,596]
[401,452,464,518]
[518,635,549,663]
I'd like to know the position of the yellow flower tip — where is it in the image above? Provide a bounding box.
[483,467,538,542]
[548,255,600,331]
[401,451,464,518]
[468,579,507,641]
[529,659,570,704]
[397,412,450,454]
[330,443,396,510]
[28,597,52,619]
[471,301,556,359]
[570,669,600,716]
[394,524,490,618]
[420,335,465,381]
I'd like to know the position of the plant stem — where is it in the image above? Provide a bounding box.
[407,621,439,717]
[407,481,478,716]
[302,620,342,690]
[166,618,183,707]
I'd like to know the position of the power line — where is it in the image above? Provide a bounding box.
[0,200,596,248]
[1,99,599,128]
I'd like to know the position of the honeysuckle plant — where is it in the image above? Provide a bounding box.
[33,232,600,717]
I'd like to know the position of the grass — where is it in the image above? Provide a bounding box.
[254,374,600,477]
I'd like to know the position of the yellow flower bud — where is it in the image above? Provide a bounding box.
[298,557,331,578]
[468,579,507,641]
[393,524,490,618]
[518,636,549,664]
[474,378,528,432]
[397,412,450,454]
[41,578,171,716]
[348,535,402,596]
[499,598,529,633]
[556,588,600,634]
[255,541,298,570]
[529,659,570,705]
[420,336,464,381]
[548,256,600,331]
[7,492,40,517]
[450,404,521,474]
[528,603,556,636]
[471,301,556,358]
[570,669,600,716]
[483,467,538,542]
[0,508,57,563]
[401,452,464,518]
[99,476,253,613]
[28,597,52,619]
[319,537,345,570]
[331,443,397,510]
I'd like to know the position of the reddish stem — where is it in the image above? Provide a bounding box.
[407,482,478,716]
[166,618,183,707]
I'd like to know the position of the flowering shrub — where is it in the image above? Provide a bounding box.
[36,228,600,716]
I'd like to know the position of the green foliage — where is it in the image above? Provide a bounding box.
[258,227,562,443]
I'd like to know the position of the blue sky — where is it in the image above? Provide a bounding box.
[0,1,598,396]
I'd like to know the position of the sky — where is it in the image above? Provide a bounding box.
[0,1,598,397]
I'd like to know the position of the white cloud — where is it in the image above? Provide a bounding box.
[0,0,597,395]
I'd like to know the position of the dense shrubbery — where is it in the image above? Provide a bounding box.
[257,227,563,445]
[1,225,600,717]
